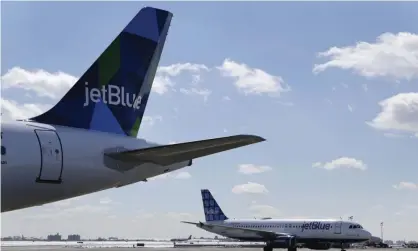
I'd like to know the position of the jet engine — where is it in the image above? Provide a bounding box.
[269,236,297,248]
[305,242,332,250]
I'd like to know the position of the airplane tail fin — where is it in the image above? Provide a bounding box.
[188,235,192,240]
[201,189,228,222]
[30,7,172,137]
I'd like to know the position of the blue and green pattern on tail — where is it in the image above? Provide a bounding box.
[31,7,172,137]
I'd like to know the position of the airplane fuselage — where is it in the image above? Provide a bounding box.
[1,120,191,212]
[200,219,371,245]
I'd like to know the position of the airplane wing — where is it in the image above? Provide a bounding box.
[181,221,293,240]
[105,135,265,166]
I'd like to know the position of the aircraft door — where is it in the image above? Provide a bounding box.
[35,129,63,184]
[334,221,342,234]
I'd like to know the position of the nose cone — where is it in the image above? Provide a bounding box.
[363,230,372,240]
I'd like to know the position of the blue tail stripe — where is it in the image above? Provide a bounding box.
[201,189,228,222]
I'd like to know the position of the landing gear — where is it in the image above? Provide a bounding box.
[262,246,297,251]
[341,242,346,251]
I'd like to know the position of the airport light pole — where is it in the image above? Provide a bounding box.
[380,222,384,242]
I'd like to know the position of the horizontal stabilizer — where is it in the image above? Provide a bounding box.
[105,134,265,166]
[181,221,202,226]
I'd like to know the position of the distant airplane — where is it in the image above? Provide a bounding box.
[170,235,192,242]
[182,189,372,251]
[0,7,265,213]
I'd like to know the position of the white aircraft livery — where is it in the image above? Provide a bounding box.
[0,7,265,213]
[182,189,372,251]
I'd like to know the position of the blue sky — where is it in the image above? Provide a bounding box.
[1,1,418,241]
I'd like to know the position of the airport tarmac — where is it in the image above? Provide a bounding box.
[1,247,417,251]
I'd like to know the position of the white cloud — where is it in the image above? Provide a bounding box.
[367,93,418,135]
[191,74,202,85]
[313,32,418,81]
[153,63,210,95]
[249,203,281,218]
[152,75,174,95]
[174,171,192,179]
[312,162,322,168]
[153,63,215,101]
[238,164,272,175]
[153,64,207,95]
[340,82,349,89]
[148,171,192,181]
[217,58,290,96]
[362,84,368,92]
[157,63,209,76]
[393,181,417,190]
[179,87,212,102]
[142,115,163,126]
[222,96,231,101]
[99,197,112,204]
[1,67,76,99]
[1,98,50,121]
[313,157,367,171]
[383,133,405,139]
[232,182,269,194]
[347,104,354,112]
[324,99,333,105]
[276,101,294,107]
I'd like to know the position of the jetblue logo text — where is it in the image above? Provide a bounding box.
[301,222,331,232]
[83,83,142,110]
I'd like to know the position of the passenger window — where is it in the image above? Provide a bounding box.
[1,146,5,155]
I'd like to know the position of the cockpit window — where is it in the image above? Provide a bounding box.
[349,225,353,229]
